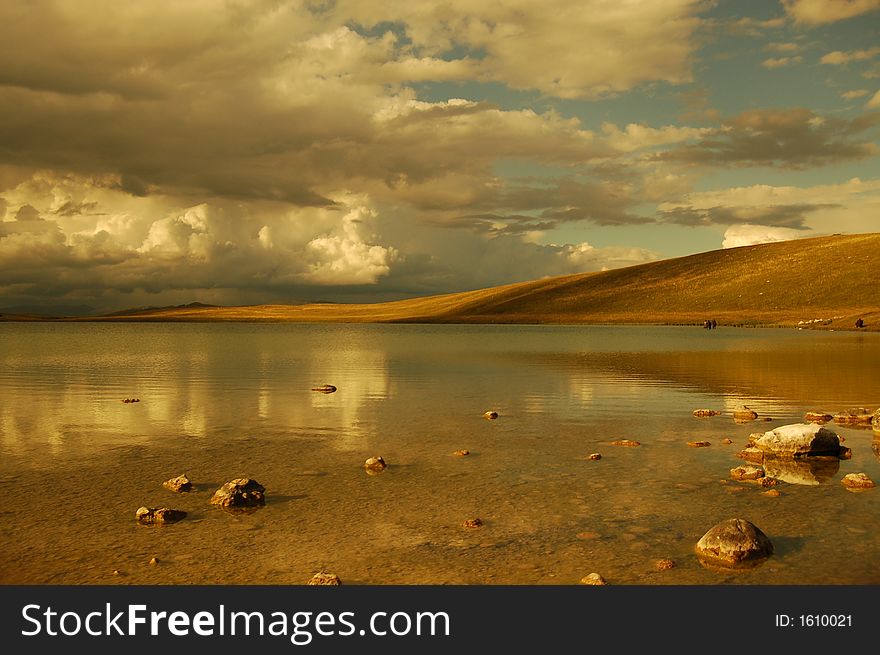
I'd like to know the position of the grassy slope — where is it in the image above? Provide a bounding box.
[50,233,880,328]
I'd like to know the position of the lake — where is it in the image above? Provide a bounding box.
[1,323,878,584]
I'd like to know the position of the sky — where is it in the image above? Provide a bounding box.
[1,0,879,314]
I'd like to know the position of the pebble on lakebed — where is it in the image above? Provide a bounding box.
[149,557,159,566]
[364,456,387,472]
[695,518,773,569]
[311,385,337,394]
[307,572,342,586]
[693,409,721,417]
[687,441,711,448]
[484,410,499,420]
[210,478,266,509]
[841,473,876,489]
[136,507,186,525]
[163,473,192,493]
[579,573,607,585]
[611,440,640,447]
[722,438,733,445]
[587,453,602,460]
[463,518,483,528]
[655,559,676,571]
[453,449,470,456]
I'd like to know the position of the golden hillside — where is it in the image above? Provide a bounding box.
[65,232,880,329]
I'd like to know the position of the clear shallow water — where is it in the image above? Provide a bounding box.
[0,323,878,585]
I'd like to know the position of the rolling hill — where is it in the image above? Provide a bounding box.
[11,232,880,329]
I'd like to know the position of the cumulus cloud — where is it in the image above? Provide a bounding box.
[658,108,880,168]
[820,47,880,65]
[842,89,870,99]
[721,224,805,249]
[782,0,880,25]
[761,56,802,68]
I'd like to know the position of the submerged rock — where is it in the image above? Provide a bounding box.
[163,473,192,493]
[587,453,602,461]
[874,408,880,435]
[721,438,733,445]
[841,473,876,490]
[611,439,640,447]
[751,423,841,458]
[484,410,499,420]
[453,449,470,456]
[693,409,721,417]
[136,507,187,525]
[364,456,387,472]
[736,446,765,463]
[463,518,483,528]
[687,441,711,448]
[655,559,676,571]
[695,518,773,568]
[210,478,266,509]
[730,465,764,481]
[307,572,342,586]
[579,573,607,585]
[805,411,833,423]
[834,408,873,425]
[311,385,337,394]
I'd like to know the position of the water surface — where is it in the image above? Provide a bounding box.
[1,323,878,584]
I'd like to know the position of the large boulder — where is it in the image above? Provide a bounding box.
[210,478,265,509]
[695,518,773,568]
[750,424,841,458]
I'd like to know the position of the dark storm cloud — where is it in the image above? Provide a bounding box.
[658,203,836,228]
[658,109,880,168]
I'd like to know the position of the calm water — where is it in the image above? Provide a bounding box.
[1,323,878,585]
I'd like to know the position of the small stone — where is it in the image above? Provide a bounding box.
[841,473,876,489]
[733,406,759,422]
[136,507,187,525]
[655,559,676,571]
[576,531,600,540]
[762,489,781,498]
[687,441,711,448]
[759,477,778,487]
[163,473,192,493]
[484,410,499,420]
[736,447,764,463]
[587,453,602,460]
[311,385,337,393]
[730,465,765,481]
[579,573,607,585]
[210,478,266,509]
[364,456,387,472]
[307,572,342,586]
[611,439,640,447]
[695,518,773,568]
[463,518,483,528]
[149,557,158,566]
[834,408,873,425]
[721,438,733,445]
[693,409,721,417]
[112,570,121,576]
[838,446,852,460]
[805,412,833,423]
[453,449,470,456]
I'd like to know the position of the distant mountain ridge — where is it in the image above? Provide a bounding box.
[4,233,879,330]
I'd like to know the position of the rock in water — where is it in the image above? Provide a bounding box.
[579,573,607,585]
[751,423,841,458]
[804,411,833,423]
[311,385,337,393]
[453,449,470,456]
[587,453,602,461]
[136,507,187,525]
[834,408,873,425]
[463,518,483,528]
[611,439,640,447]
[695,518,773,568]
[210,478,266,509]
[655,559,676,571]
[730,465,764,481]
[687,441,711,448]
[841,473,876,489]
[307,572,342,585]
[693,409,721,417]
[484,410,499,420]
[874,408,880,435]
[733,406,759,422]
[163,473,192,493]
[364,456,387,472]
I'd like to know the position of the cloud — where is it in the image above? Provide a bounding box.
[841,89,870,100]
[761,56,802,68]
[657,108,880,168]
[820,47,880,65]
[721,224,806,249]
[867,90,880,108]
[764,42,801,53]
[782,0,880,25]
[659,204,828,229]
